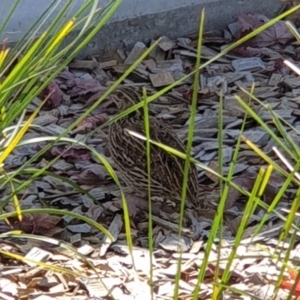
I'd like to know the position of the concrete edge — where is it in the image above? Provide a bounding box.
[74,0,282,58]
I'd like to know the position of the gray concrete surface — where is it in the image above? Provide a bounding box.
[1,0,283,57]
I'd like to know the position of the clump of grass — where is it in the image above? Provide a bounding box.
[0,0,125,291]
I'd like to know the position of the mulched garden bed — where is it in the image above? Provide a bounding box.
[1,10,300,300]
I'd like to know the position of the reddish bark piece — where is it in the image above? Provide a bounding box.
[77,113,108,129]
[232,13,293,48]
[77,164,109,184]
[12,214,61,234]
[68,78,104,97]
[50,145,91,160]
[280,268,300,296]
[40,81,64,108]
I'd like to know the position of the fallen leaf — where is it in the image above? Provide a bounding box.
[232,13,293,48]
[50,146,91,161]
[57,70,76,81]
[69,78,105,97]
[225,176,255,209]
[77,114,108,130]
[77,164,110,185]
[85,89,107,105]
[40,81,64,108]
[12,214,61,234]
[114,194,161,217]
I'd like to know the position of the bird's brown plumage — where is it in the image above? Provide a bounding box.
[108,86,199,210]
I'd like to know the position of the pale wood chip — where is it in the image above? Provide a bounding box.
[124,41,147,65]
[52,160,73,171]
[88,187,107,201]
[15,144,38,155]
[283,75,300,89]
[157,281,173,296]
[158,36,176,51]
[151,215,192,235]
[4,154,27,167]
[60,207,81,223]
[153,59,183,73]
[205,161,219,183]
[25,247,52,267]
[268,73,283,86]
[33,114,58,126]
[224,96,245,117]
[178,279,195,292]
[149,72,174,87]
[149,40,166,61]
[80,277,109,297]
[42,124,67,135]
[49,283,65,293]
[99,60,117,69]
[159,233,192,252]
[232,57,265,71]
[0,278,18,298]
[69,59,99,69]
[29,296,55,300]
[70,233,81,244]
[66,223,92,233]
[189,240,204,254]
[125,279,153,300]
[100,214,123,256]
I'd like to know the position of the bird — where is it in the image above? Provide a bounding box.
[107,86,200,216]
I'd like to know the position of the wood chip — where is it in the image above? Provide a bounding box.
[124,41,147,64]
[158,36,176,51]
[149,72,174,87]
[153,59,183,73]
[268,73,283,86]
[100,214,123,256]
[25,247,52,267]
[80,277,109,297]
[33,115,58,126]
[205,161,219,183]
[232,57,265,71]
[69,60,98,69]
[99,60,117,69]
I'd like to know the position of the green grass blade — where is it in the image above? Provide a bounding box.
[220,169,265,291]
[0,0,20,37]
[142,88,154,299]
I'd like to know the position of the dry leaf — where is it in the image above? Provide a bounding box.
[77,114,108,130]
[40,81,64,108]
[69,78,105,97]
[114,194,162,217]
[50,146,91,161]
[12,214,61,234]
[235,13,293,47]
[77,164,109,185]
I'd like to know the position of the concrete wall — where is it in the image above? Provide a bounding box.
[1,0,282,57]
